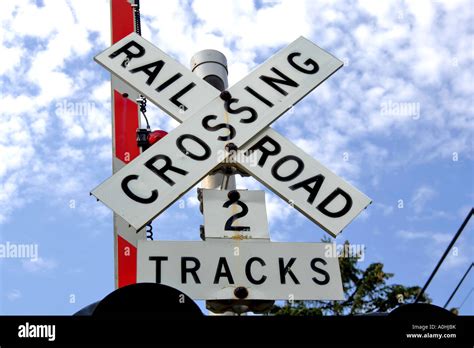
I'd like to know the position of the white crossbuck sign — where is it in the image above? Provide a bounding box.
[91,33,371,237]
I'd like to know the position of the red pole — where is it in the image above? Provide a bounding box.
[110,0,144,288]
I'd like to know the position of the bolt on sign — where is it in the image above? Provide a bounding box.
[137,240,344,301]
[92,33,371,237]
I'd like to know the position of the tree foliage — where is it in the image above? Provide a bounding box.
[271,240,431,316]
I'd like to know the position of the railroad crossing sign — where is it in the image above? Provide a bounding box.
[137,239,344,300]
[92,33,371,237]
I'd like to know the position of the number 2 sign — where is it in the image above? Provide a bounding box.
[202,190,270,240]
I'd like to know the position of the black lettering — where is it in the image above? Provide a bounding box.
[279,258,300,284]
[317,188,353,218]
[244,86,274,107]
[156,73,182,92]
[202,115,236,141]
[129,60,165,85]
[121,174,158,204]
[181,257,201,284]
[311,258,330,285]
[245,257,267,285]
[259,67,299,96]
[176,134,212,161]
[144,154,188,186]
[289,174,325,205]
[170,83,196,111]
[149,256,168,283]
[272,155,304,182]
[108,40,145,62]
[223,200,250,231]
[213,257,235,284]
[244,135,281,167]
[224,97,258,124]
[287,52,319,74]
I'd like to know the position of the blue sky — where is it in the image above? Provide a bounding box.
[0,0,473,315]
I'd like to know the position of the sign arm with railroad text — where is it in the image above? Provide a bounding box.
[92,33,371,237]
[95,33,221,122]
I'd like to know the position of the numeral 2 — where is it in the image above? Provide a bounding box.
[223,192,250,232]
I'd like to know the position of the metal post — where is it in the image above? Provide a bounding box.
[190,50,236,190]
[191,50,237,315]
[190,51,273,316]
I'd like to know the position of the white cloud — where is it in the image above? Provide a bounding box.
[0,176,27,224]
[0,0,115,223]
[396,229,451,245]
[0,144,34,178]
[22,257,57,273]
[6,289,22,301]
[411,186,437,214]
[374,202,394,216]
[265,193,294,224]
[0,45,24,75]
[443,246,471,270]
[396,229,472,272]
[270,229,291,242]
[186,196,200,208]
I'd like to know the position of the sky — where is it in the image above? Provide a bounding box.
[0,0,473,315]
